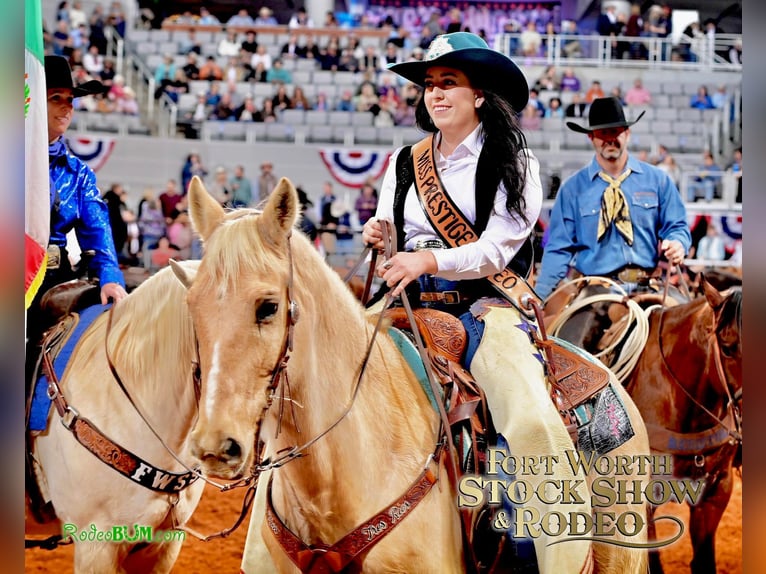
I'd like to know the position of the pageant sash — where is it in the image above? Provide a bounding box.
[411,135,540,317]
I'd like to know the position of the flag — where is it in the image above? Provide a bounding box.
[318,149,391,189]
[65,135,116,172]
[25,0,49,309]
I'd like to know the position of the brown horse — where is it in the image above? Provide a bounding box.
[624,278,742,574]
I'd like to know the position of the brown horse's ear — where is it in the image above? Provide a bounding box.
[187,175,225,241]
[259,177,299,246]
[700,273,725,309]
[170,259,195,290]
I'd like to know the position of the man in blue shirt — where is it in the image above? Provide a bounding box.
[536,97,691,299]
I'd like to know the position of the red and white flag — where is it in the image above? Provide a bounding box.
[25,0,49,309]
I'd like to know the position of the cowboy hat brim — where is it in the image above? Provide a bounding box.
[566,110,645,133]
[71,80,109,98]
[388,49,529,113]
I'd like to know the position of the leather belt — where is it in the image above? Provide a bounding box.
[613,266,655,283]
[420,290,468,305]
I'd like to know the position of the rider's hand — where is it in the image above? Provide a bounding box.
[661,239,685,266]
[362,217,384,250]
[101,282,128,305]
[378,251,437,298]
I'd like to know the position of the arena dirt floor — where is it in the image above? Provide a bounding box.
[26,473,742,573]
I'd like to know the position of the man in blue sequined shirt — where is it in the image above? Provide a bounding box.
[535,97,691,299]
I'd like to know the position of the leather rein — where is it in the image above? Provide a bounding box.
[655,291,742,453]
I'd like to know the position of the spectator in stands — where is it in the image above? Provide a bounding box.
[584,80,605,103]
[250,44,272,73]
[288,7,314,29]
[381,42,403,68]
[167,212,193,260]
[218,29,241,58]
[228,9,254,28]
[235,95,263,122]
[56,1,70,23]
[257,161,278,202]
[102,183,128,257]
[565,93,587,118]
[314,92,330,111]
[197,6,219,25]
[610,85,625,105]
[545,97,564,119]
[153,54,176,99]
[211,92,236,121]
[88,4,107,54]
[536,97,690,298]
[107,73,126,102]
[358,45,382,74]
[355,183,378,225]
[82,44,104,78]
[693,224,726,261]
[319,43,342,71]
[181,153,208,193]
[261,98,278,122]
[559,67,581,92]
[354,81,380,112]
[336,89,355,112]
[624,77,652,106]
[596,4,620,37]
[107,3,126,39]
[689,85,715,109]
[204,82,222,107]
[533,65,559,92]
[289,86,309,110]
[281,32,301,59]
[272,83,292,112]
[223,57,244,83]
[419,11,444,49]
[527,88,546,116]
[254,7,278,26]
[301,35,321,61]
[657,153,681,187]
[69,47,85,72]
[138,198,166,264]
[520,102,542,131]
[199,55,223,81]
[159,179,183,221]
[323,11,338,27]
[560,20,583,58]
[150,236,179,270]
[209,166,233,206]
[519,21,542,57]
[445,7,463,34]
[161,69,189,104]
[338,48,360,73]
[241,30,259,54]
[711,84,729,109]
[687,151,722,202]
[262,58,289,85]
[52,19,72,56]
[229,165,253,207]
[679,21,704,62]
[182,52,200,81]
[115,86,138,115]
[729,39,742,64]
[69,22,88,53]
[726,147,742,202]
[625,4,646,60]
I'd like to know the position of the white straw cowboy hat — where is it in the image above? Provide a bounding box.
[387,32,529,112]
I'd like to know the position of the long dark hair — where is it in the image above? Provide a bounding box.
[414,90,530,226]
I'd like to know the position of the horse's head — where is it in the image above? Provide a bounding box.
[172,176,301,479]
[701,274,742,398]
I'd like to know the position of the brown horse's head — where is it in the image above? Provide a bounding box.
[172,176,301,479]
[701,275,742,398]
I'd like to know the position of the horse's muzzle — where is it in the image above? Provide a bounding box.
[190,435,247,479]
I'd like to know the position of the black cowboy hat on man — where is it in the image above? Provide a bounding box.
[566,96,645,134]
[44,55,107,98]
[388,32,529,113]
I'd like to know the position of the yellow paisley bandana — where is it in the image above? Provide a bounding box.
[597,170,633,245]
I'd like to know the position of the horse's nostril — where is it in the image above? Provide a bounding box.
[221,438,242,460]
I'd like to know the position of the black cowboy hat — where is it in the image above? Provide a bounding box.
[44,55,107,98]
[566,96,645,133]
[388,32,529,113]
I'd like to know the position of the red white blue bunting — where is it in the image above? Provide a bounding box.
[319,148,391,189]
[65,136,116,172]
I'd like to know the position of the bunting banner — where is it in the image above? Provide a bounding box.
[25,0,49,309]
[318,149,391,189]
[65,135,116,172]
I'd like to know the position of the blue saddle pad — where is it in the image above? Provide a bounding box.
[29,304,110,431]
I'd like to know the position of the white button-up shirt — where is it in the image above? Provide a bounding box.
[375,124,543,280]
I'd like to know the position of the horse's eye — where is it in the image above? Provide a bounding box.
[720,342,738,358]
[256,301,279,324]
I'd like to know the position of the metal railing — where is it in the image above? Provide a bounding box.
[495,32,743,72]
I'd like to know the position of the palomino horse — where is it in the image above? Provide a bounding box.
[624,279,742,574]
[175,176,651,573]
[27,261,206,573]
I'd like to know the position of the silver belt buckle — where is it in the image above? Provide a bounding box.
[617,268,645,283]
[414,239,446,251]
[47,245,61,270]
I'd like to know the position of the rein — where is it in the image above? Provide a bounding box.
[656,294,742,444]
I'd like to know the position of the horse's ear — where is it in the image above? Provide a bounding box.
[187,175,225,241]
[170,259,195,290]
[700,273,725,309]
[259,177,299,245]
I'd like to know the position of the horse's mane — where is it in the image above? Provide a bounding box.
[70,262,199,404]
